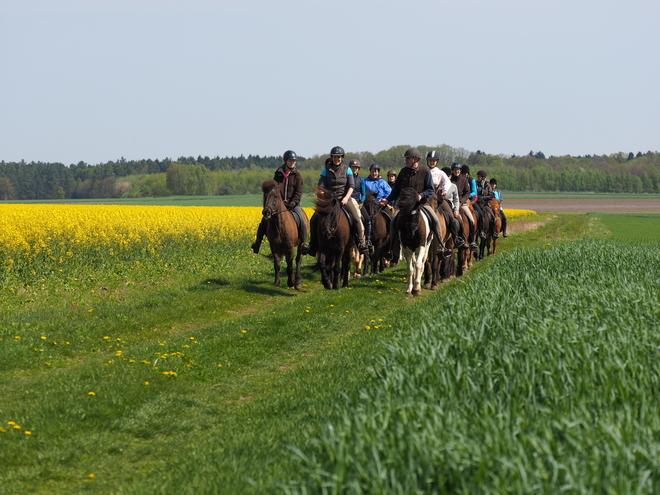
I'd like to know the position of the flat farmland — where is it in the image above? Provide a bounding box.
[504,193,660,213]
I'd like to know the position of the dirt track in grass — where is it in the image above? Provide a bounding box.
[504,197,660,213]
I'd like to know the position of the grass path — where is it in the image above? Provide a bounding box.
[0,213,587,494]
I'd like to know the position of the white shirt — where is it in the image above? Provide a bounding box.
[429,167,450,193]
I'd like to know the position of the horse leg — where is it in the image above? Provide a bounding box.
[273,254,281,287]
[341,249,352,288]
[412,250,425,296]
[285,251,295,289]
[404,249,415,295]
[294,247,303,290]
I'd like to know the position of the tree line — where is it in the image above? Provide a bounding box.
[1,146,659,200]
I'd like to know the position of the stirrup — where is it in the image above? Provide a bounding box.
[358,243,369,254]
[455,237,466,248]
[301,242,310,255]
[469,242,478,251]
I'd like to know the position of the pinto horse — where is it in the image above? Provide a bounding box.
[487,198,503,256]
[261,179,307,290]
[396,187,433,296]
[313,187,354,290]
[362,191,390,274]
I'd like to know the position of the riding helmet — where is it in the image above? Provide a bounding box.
[477,169,487,177]
[283,150,297,161]
[451,162,462,169]
[387,170,397,177]
[369,163,381,171]
[330,146,345,156]
[490,178,497,185]
[441,166,451,176]
[403,147,421,159]
[349,159,361,168]
[461,164,471,174]
[426,150,439,159]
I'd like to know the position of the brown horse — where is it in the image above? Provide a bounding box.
[458,203,477,273]
[487,198,503,255]
[396,188,433,296]
[476,202,493,261]
[362,192,390,274]
[424,194,454,289]
[261,179,307,290]
[313,187,354,290]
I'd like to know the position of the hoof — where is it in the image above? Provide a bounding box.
[430,284,438,290]
[411,289,422,296]
[424,282,431,289]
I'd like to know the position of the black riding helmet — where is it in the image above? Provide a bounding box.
[369,163,381,171]
[427,150,439,159]
[451,162,462,169]
[387,170,397,177]
[283,150,297,162]
[330,146,345,157]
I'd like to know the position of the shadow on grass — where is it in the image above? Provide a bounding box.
[237,278,300,297]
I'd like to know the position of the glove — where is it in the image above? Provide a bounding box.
[285,202,294,210]
[473,195,478,202]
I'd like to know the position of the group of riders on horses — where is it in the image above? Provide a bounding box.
[251,145,508,268]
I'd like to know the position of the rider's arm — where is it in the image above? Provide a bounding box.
[318,168,327,189]
[419,170,435,200]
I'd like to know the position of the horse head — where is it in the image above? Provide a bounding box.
[398,187,421,239]
[261,179,281,220]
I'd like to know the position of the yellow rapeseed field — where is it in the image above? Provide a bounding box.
[0,203,533,283]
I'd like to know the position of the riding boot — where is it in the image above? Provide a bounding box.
[501,211,508,237]
[307,213,318,256]
[452,218,466,247]
[251,218,266,254]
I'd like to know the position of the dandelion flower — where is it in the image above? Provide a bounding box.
[24,431,32,435]
[88,391,96,396]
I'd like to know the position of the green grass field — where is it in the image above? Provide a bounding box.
[1,212,659,493]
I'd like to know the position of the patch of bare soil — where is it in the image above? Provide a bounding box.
[505,197,660,213]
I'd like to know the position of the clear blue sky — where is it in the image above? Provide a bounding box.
[1,0,657,165]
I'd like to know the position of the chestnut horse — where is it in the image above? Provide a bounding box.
[396,187,433,296]
[261,179,308,290]
[313,187,354,290]
[459,203,477,273]
[487,198,503,255]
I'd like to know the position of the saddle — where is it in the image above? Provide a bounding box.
[290,208,304,235]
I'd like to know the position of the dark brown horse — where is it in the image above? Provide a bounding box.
[396,187,433,296]
[313,187,354,290]
[362,191,390,274]
[487,198,503,256]
[261,179,307,290]
[424,194,456,289]
[476,202,492,261]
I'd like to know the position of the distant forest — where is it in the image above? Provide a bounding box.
[1,145,659,200]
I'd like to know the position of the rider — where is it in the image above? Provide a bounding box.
[387,170,397,188]
[251,150,309,254]
[349,159,371,244]
[490,177,508,237]
[363,163,392,203]
[349,159,366,205]
[380,147,452,260]
[451,162,478,251]
[462,164,484,238]
[475,169,497,239]
[426,150,451,196]
[441,166,467,248]
[308,146,369,256]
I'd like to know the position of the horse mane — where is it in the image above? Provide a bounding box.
[398,187,419,215]
[314,187,341,224]
[362,191,377,217]
[261,179,279,206]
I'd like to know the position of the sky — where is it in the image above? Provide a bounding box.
[1,0,658,165]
